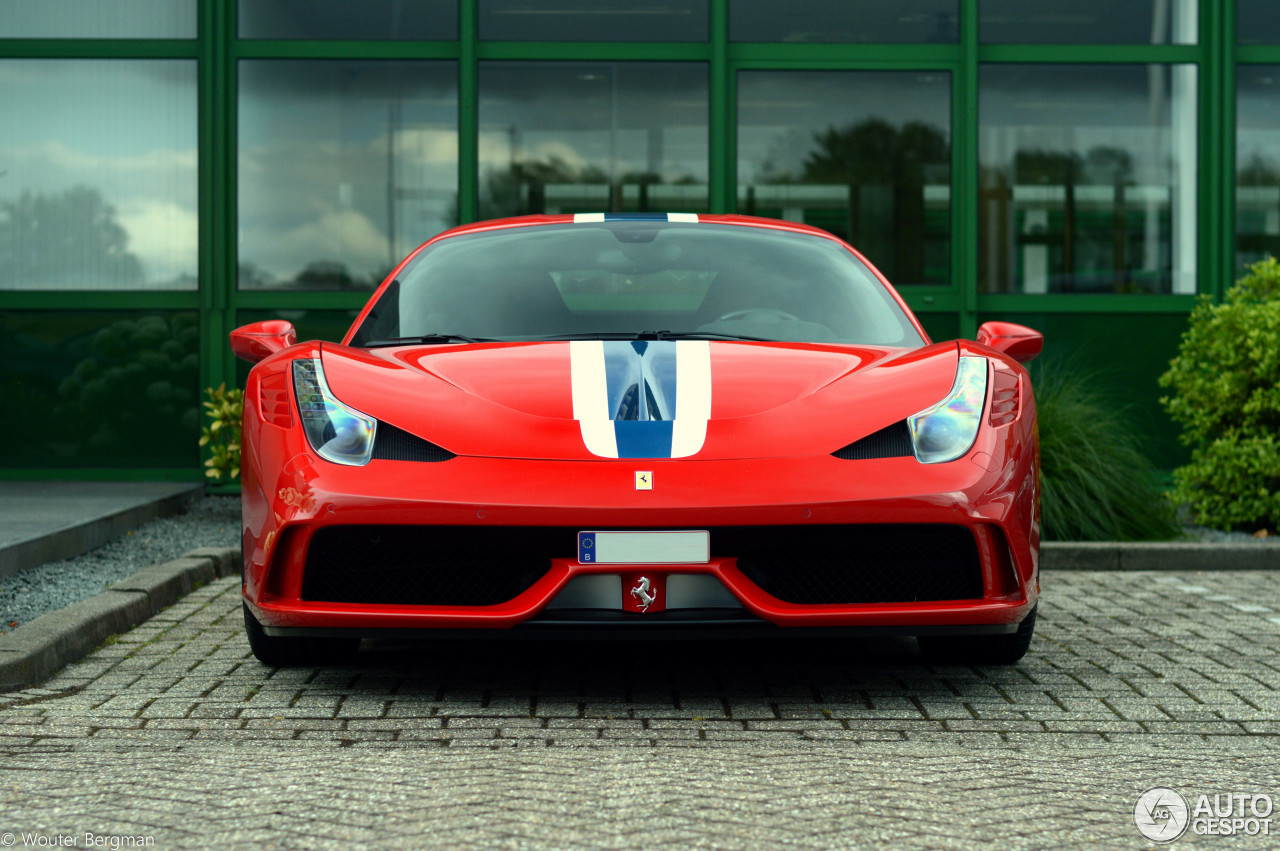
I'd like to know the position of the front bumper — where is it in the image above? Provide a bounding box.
[241,448,1039,636]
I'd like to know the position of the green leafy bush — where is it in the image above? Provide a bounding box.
[1036,366,1178,541]
[200,383,243,480]
[1159,258,1280,531]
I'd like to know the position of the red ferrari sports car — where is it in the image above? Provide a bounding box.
[232,213,1042,666]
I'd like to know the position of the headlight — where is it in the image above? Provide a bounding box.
[907,356,988,464]
[292,358,376,466]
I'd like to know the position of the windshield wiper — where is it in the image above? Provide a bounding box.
[529,330,775,342]
[648,330,774,342]
[360,333,495,348]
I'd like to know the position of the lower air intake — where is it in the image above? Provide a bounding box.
[302,526,561,606]
[727,524,983,604]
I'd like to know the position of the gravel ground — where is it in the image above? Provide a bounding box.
[0,495,239,633]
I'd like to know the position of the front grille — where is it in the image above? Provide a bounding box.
[302,526,559,605]
[833,421,914,460]
[301,523,983,609]
[728,525,983,604]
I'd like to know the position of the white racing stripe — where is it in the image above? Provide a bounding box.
[573,213,606,223]
[667,213,700,223]
[671,340,711,457]
[569,340,619,458]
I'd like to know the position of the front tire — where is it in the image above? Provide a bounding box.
[243,603,359,666]
[917,605,1037,665]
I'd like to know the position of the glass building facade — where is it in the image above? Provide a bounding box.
[0,0,1270,476]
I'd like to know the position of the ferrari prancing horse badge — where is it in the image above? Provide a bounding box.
[630,576,658,612]
[635,471,652,490]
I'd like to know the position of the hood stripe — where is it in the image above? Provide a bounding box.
[569,340,619,458]
[572,213,700,224]
[570,339,711,459]
[670,339,711,457]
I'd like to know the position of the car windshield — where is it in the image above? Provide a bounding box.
[348,220,924,347]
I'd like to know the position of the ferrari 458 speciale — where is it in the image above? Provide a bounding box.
[232,213,1043,666]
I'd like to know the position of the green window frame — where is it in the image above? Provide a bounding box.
[0,0,1255,478]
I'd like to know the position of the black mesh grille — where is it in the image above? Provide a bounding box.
[301,524,982,608]
[727,525,982,604]
[833,421,914,460]
[303,526,561,605]
[372,422,455,462]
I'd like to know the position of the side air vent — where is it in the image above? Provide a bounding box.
[371,421,455,462]
[989,365,1021,427]
[258,371,293,428]
[832,421,914,460]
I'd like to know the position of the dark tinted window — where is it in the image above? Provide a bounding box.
[480,0,707,42]
[1239,0,1280,45]
[351,221,923,347]
[980,0,1196,44]
[239,0,456,40]
[730,0,957,43]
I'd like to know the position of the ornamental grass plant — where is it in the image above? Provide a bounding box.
[1035,365,1179,542]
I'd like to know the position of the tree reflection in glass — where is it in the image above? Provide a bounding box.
[0,59,197,291]
[979,64,1197,295]
[737,71,951,286]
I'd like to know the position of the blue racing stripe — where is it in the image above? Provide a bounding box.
[613,421,674,459]
[602,212,668,221]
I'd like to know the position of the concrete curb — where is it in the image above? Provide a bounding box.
[1044,541,1280,570]
[0,483,204,579]
[0,546,241,692]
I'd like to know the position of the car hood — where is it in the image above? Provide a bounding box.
[319,340,960,461]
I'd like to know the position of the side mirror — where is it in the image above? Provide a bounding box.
[976,321,1043,365]
[230,320,297,364]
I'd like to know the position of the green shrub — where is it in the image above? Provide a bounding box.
[200,383,243,480]
[1036,366,1179,541]
[1159,257,1280,531]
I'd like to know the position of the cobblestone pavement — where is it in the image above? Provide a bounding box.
[1,571,1279,849]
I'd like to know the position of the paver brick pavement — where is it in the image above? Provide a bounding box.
[0,570,1278,848]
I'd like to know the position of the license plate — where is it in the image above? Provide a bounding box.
[577,531,709,565]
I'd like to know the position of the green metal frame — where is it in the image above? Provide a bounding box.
[0,0,1263,478]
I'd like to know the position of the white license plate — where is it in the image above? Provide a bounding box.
[577,531,709,565]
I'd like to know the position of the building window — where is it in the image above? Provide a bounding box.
[737,70,952,286]
[477,62,709,218]
[0,0,195,39]
[0,311,201,468]
[0,60,197,291]
[1237,66,1280,271]
[1239,1,1280,45]
[980,0,1197,44]
[238,0,457,40]
[237,61,459,291]
[979,64,1198,295]
[479,1,707,42]
[730,0,957,43]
